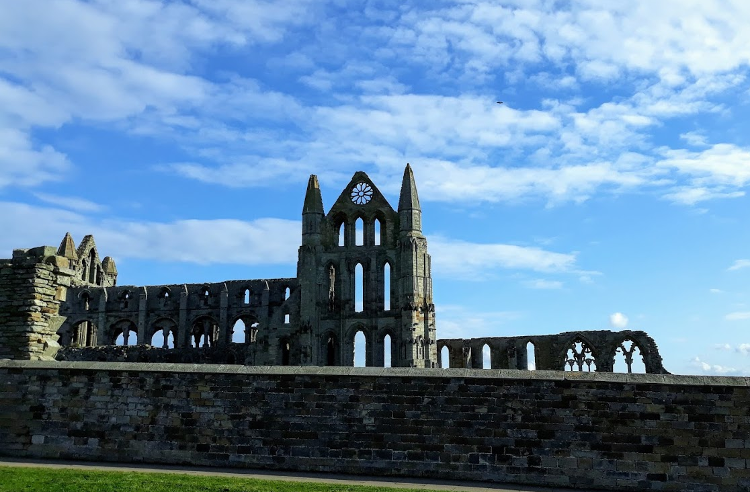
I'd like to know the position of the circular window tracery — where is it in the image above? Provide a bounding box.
[350,182,373,205]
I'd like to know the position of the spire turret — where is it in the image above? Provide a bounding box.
[302,174,325,245]
[303,175,324,214]
[57,232,78,260]
[398,163,422,234]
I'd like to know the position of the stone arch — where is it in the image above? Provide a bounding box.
[372,210,387,246]
[612,337,647,373]
[380,259,393,311]
[190,315,218,348]
[325,260,339,312]
[526,340,537,370]
[231,313,259,344]
[57,317,98,347]
[198,285,211,307]
[438,342,451,368]
[321,330,340,366]
[78,289,93,311]
[354,215,365,246]
[118,289,133,310]
[110,318,138,346]
[375,326,395,367]
[345,323,371,366]
[561,333,599,371]
[331,212,347,247]
[157,287,172,308]
[150,317,177,348]
[279,337,291,365]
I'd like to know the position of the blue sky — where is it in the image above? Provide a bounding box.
[2,0,750,375]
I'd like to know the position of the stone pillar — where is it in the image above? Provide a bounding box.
[137,287,147,344]
[178,285,188,348]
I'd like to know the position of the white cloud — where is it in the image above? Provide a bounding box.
[709,288,723,294]
[436,304,521,339]
[725,312,750,321]
[662,187,745,205]
[715,343,732,350]
[429,236,577,280]
[0,129,70,189]
[680,132,708,146]
[691,357,738,375]
[33,193,104,213]
[737,344,750,355]
[0,201,300,267]
[728,259,750,271]
[524,279,563,290]
[609,312,629,329]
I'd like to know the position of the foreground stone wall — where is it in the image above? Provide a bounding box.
[1,361,749,491]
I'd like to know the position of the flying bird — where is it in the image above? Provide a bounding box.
[496,101,503,104]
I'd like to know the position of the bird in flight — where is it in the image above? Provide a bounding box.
[496,101,503,104]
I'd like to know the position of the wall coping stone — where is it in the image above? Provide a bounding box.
[2,360,748,387]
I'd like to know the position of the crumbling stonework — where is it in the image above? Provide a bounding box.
[1,166,438,368]
[0,165,663,373]
[0,236,115,361]
[439,331,667,373]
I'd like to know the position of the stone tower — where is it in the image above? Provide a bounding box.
[296,164,437,367]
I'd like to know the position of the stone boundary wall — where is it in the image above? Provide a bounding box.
[1,361,749,491]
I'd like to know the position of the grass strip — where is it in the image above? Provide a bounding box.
[0,466,449,492]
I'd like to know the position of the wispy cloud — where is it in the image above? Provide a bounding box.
[691,357,738,375]
[524,279,563,290]
[728,259,750,271]
[725,312,750,321]
[429,236,578,280]
[33,193,104,213]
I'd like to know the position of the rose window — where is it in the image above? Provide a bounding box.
[350,182,373,205]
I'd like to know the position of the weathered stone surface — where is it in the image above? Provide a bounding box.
[1,361,749,491]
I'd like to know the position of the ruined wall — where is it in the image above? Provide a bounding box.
[58,279,300,365]
[2,361,748,492]
[439,331,668,374]
[0,248,74,361]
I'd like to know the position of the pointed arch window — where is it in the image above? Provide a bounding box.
[355,263,364,313]
[383,262,391,311]
[374,218,382,246]
[355,218,364,246]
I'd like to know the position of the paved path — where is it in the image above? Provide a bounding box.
[0,458,605,492]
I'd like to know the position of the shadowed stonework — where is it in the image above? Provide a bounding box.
[0,165,664,374]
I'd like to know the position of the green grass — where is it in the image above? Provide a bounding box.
[0,466,447,492]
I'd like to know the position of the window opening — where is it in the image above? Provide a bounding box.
[355,218,364,246]
[338,222,345,247]
[244,288,250,304]
[327,336,336,366]
[354,330,366,367]
[281,341,290,365]
[383,263,391,311]
[284,313,290,324]
[374,219,381,246]
[284,287,290,301]
[527,341,536,370]
[384,334,392,367]
[483,343,491,369]
[355,263,363,312]
[564,339,596,371]
[441,346,450,368]
[232,319,246,343]
[614,340,646,373]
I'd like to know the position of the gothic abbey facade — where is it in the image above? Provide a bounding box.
[0,164,666,373]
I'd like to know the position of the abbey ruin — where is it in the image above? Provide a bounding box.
[0,164,666,373]
[5,166,750,492]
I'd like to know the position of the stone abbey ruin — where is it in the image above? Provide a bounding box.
[1,164,666,374]
[3,165,750,492]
